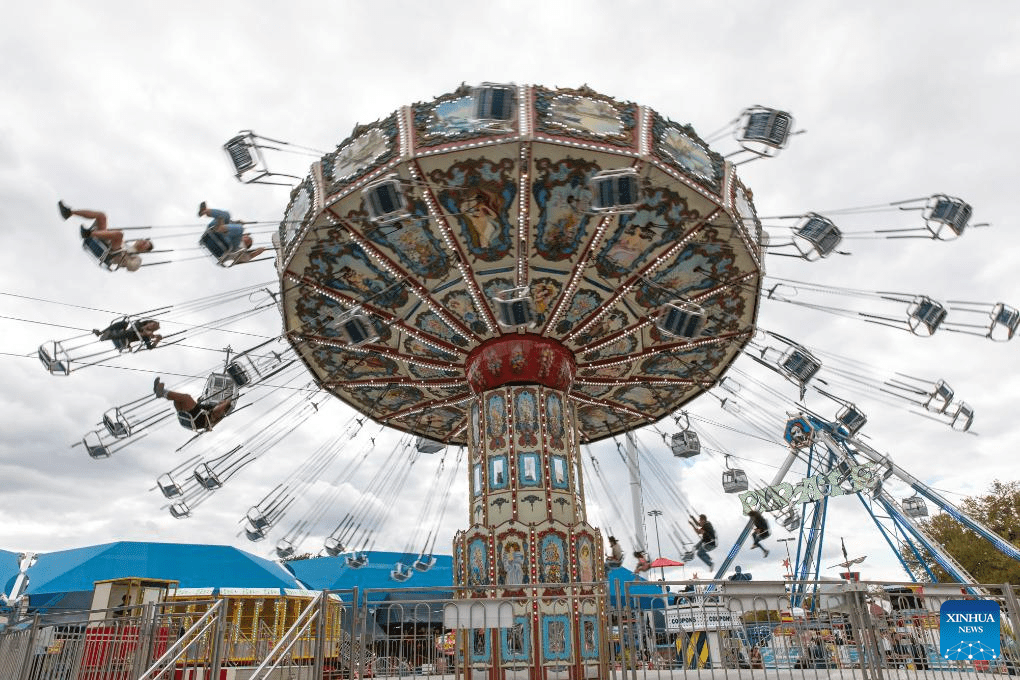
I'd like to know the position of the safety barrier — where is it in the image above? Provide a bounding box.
[1,579,1018,679]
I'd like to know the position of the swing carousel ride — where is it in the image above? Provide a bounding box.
[32,83,1020,678]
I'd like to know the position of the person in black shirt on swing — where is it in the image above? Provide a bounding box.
[688,513,717,569]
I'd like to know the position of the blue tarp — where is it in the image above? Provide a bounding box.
[22,541,302,599]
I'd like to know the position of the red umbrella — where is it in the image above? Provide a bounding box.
[649,557,685,568]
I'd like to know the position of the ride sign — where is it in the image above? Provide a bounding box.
[738,462,880,513]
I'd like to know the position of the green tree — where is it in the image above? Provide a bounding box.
[899,480,1020,584]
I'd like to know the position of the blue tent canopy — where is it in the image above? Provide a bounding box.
[23,541,301,603]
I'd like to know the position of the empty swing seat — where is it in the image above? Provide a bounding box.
[590,168,640,213]
[780,347,822,384]
[247,508,271,531]
[738,108,794,149]
[363,177,408,223]
[169,502,191,519]
[907,297,947,336]
[225,134,257,175]
[223,132,274,184]
[902,495,929,518]
[472,83,516,122]
[416,437,445,454]
[275,540,295,560]
[103,410,130,439]
[346,552,369,568]
[193,463,222,490]
[949,402,974,432]
[722,468,748,493]
[925,379,954,413]
[413,555,436,571]
[156,474,183,499]
[245,526,267,542]
[390,563,413,582]
[794,213,842,259]
[836,404,867,436]
[989,303,1020,342]
[671,430,701,458]
[324,537,345,557]
[657,301,705,339]
[493,287,536,328]
[82,432,112,460]
[330,311,379,346]
[226,361,251,386]
[925,195,972,238]
[38,342,70,376]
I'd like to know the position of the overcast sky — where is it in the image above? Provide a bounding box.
[1,1,1018,586]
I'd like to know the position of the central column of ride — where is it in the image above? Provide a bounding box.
[454,334,608,680]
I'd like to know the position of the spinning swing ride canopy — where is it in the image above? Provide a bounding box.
[276,84,766,445]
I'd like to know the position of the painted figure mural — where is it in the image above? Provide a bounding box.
[500,538,526,586]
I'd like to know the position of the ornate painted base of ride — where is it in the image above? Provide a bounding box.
[454,337,606,679]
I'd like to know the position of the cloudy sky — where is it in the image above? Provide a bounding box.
[1,1,1018,585]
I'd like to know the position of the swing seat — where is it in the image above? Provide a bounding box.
[493,287,536,329]
[415,437,445,454]
[413,555,436,571]
[169,502,191,519]
[793,213,842,260]
[657,301,705,340]
[200,228,242,266]
[346,553,369,568]
[82,235,121,270]
[156,474,183,499]
[245,526,267,542]
[227,361,251,386]
[275,540,295,559]
[590,168,640,214]
[111,334,133,351]
[38,343,70,376]
[737,107,795,155]
[324,537,344,557]
[472,83,516,123]
[103,410,130,439]
[390,563,413,582]
[363,177,410,224]
[329,311,379,346]
[177,407,213,432]
[193,463,222,490]
[85,442,111,459]
[907,296,947,336]
[247,508,271,531]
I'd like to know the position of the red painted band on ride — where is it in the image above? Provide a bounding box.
[738,463,879,513]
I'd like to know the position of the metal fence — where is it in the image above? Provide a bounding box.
[1,579,1018,679]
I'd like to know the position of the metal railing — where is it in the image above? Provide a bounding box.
[0,579,1017,679]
